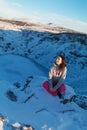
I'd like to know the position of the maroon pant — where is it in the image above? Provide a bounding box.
[43,81,66,96]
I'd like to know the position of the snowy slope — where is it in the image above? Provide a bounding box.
[0,55,87,130]
[0,18,87,130]
[0,18,87,94]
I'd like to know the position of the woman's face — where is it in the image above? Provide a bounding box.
[56,56,62,65]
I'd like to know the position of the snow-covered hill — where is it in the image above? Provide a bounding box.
[0,18,87,94]
[0,18,76,33]
[0,18,87,130]
[0,54,87,130]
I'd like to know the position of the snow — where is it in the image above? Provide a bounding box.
[0,18,87,130]
[0,55,87,130]
[0,55,46,84]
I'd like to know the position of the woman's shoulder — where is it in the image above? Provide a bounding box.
[63,66,67,73]
[65,66,67,70]
[50,64,57,70]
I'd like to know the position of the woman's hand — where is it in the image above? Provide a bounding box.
[50,87,55,92]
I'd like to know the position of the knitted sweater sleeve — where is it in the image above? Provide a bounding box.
[48,66,54,88]
[53,67,67,90]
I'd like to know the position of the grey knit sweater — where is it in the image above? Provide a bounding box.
[48,64,67,90]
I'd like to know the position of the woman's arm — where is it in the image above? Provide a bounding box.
[53,67,67,90]
[48,66,54,88]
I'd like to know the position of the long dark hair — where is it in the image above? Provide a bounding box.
[58,55,66,71]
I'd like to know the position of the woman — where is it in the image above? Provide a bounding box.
[43,55,67,97]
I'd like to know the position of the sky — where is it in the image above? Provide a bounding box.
[0,0,87,33]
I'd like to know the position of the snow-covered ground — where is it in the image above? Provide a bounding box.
[0,54,87,130]
[0,18,87,130]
